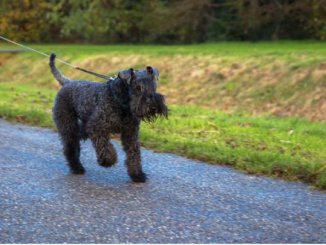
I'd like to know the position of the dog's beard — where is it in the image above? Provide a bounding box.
[130,93,168,122]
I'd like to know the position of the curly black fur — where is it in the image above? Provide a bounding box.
[50,53,167,182]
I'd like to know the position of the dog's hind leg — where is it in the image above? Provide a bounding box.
[78,120,89,140]
[53,102,85,174]
[62,135,85,174]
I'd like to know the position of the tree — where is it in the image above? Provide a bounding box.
[0,0,54,42]
[0,0,324,43]
[229,0,326,40]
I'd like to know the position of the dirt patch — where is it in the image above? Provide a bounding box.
[0,53,16,67]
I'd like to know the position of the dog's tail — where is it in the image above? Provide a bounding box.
[49,53,71,86]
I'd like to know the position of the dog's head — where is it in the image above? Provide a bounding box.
[118,66,168,122]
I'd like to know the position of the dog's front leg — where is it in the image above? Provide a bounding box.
[86,117,117,167]
[89,135,117,167]
[121,123,147,183]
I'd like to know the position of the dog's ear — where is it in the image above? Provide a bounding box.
[146,66,159,82]
[146,66,153,75]
[118,68,135,84]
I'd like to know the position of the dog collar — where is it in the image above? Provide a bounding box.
[107,79,130,110]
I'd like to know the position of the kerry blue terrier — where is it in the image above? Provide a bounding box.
[49,53,167,182]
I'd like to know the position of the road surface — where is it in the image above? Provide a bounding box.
[0,119,325,243]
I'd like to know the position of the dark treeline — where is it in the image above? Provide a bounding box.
[0,0,325,44]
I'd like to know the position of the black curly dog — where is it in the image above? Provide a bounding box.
[49,53,167,182]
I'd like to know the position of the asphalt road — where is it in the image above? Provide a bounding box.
[0,119,325,243]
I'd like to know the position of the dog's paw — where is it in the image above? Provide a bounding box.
[130,172,147,183]
[98,158,117,168]
[70,166,86,175]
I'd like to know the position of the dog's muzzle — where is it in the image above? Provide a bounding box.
[131,93,168,122]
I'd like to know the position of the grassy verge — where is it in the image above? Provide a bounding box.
[142,106,326,189]
[0,42,325,189]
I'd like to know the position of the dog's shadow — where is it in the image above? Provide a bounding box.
[54,167,149,200]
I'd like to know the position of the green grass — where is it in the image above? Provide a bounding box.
[1,40,326,58]
[0,83,54,127]
[141,106,326,188]
[0,41,325,189]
